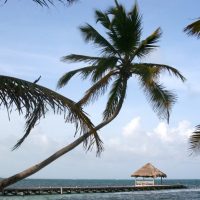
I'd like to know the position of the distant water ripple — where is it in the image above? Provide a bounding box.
[0,179,200,200]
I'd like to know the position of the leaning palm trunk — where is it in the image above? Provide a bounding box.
[0,0,185,191]
[0,75,103,191]
[0,79,127,191]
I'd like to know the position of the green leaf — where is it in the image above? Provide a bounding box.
[132,63,186,82]
[57,66,96,88]
[91,57,119,82]
[139,79,176,122]
[3,0,77,7]
[61,54,102,64]
[133,28,162,59]
[95,10,112,29]
[78,71,116,106]
[189,125,200,154]
[184,19,200,38]
[103,77,127,120]
[106,2,142,55]
[0,75,102,153]
[80,24,117,56]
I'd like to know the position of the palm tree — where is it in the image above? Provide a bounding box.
[55,0,186,180]
[2,0,77,7]
[184,18,200,38]
[58,1,185,123]
[0,0,185,191]
[0,75,101,190]
[184,19,200,152]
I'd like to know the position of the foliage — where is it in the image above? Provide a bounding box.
[190,125,200,153]
[184,19,200,152]
[2,0,77,7]
[0,75,102,154]
[184,19,200,38]
[58,0,185,124]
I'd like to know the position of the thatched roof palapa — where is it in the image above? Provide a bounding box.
[131,163,167,178]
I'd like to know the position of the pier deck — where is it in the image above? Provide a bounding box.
[1,185,187,196]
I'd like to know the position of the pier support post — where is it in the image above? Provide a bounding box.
[60,187,63,195]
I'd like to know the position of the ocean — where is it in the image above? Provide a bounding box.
[0,179,200,200]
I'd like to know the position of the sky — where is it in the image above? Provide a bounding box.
[0,0,200,180]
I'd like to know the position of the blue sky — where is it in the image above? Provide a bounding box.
[0,0,200,179]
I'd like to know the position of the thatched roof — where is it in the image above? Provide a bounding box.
[131,163,167,178]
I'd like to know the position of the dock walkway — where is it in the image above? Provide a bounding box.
[1,185,187,196]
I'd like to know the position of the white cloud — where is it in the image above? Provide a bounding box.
[0,115,198,179]
[153,122,172,142]
[105,117,194,159]
[122,117,141,138]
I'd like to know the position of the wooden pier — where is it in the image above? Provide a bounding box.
[0,185,187,196]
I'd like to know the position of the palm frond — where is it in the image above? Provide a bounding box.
[61,54,103,64]
[106,2,142,55]
[78,71,116,106]
[60,54,119,84]
[184,19,200,38]
[133,28,162,59]
[103,77,127,120]
[0,75,103,154]
[80,24,118,56]
[107,0,125,16]
[66,104,103,156]
[2,0,77,7]
[59,1,184,133]
[91,57,119,82]
[128,2,142,46]
[189,125,200,153]
[95,10,112,30]
[132,63,186,82]
[12,102,44,150]
[57,66,96,88]
[139,79,176,122]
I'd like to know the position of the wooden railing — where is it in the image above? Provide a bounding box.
[135,180,154,186]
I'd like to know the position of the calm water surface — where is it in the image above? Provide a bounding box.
[0,179,200,200]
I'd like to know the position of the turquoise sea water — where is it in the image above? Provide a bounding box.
[1,179,200,200]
